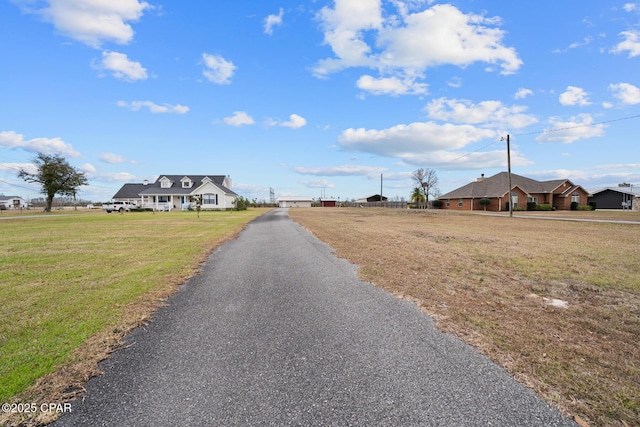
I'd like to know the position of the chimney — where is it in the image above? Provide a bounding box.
[477,173,485,182]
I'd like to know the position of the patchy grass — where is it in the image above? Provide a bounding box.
[289,208,640,427]
[0,209,269,426]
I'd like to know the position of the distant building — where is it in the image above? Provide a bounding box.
[0,195,28,209]
[588,183,639,210]
[277,197,313,208]
[319,198,337,207]
[355,194,388,203]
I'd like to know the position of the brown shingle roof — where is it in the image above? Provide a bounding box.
[439,172,572,199]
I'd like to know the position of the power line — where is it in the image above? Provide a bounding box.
[513,113,640,137]
[438,112,640,166]
[0,178,39,192]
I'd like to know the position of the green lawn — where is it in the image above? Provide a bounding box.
[0,209,268,402]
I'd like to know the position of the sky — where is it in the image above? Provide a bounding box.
[1,0,639,203]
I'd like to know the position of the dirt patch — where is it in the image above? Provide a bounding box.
[289,208,640,427]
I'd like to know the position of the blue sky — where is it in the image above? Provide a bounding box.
[1,0,639,202]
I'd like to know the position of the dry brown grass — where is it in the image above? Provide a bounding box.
[289,207,640,427]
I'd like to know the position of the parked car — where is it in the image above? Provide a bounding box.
[102,201,138,213]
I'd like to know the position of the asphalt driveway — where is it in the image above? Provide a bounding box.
[53,209,576,426]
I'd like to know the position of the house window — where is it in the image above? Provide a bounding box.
[446,199,450,207]
[182,181,192,188]
[458,198,463,207]
[203,194,218,205]
[161,179,171,188]
[158,196,170,203]
[571,192,580,203]
[528,197,538,203]
[511,192,518,208]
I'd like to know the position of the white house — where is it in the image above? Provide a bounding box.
[277,197,313,208]
[112,175,238,211]
[0,195,28,209]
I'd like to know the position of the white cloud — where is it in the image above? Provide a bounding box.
[314,2,522,92]
[202,53,236,84]
[264,8,284,35]
[14,0,150,48]
[92,172,137,182]
[315,0,383,75]
[293,165,386,176]
[298,179,335,189]
[425,98,538,129]
[447,77,463,88]
[117,100,189,113]
[223,111,255,126]
[99,152,129,164]
[514,88,533,99]
[0,130,81,157]
[611,30,640,57]
[623,3,638,12]
[338,121,498,167]
[559,86,591,106]
[609,82,640,104]
[79,163,97,173]
[280,114,307,129]
[535,114,605,144]
[266,114,308,129]
[356,74,428,96]
[94,51,147,81]
[569,36,594,50]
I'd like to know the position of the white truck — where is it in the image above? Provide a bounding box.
[102,201,138,213]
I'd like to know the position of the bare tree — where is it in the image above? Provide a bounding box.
[412,168,439,208]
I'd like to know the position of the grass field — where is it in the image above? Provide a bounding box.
[289,208,640,427]
[0,209,269,425]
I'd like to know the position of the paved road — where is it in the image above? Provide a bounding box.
[54,209,576,426]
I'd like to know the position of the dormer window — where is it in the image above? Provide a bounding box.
[160,177,172,188]
[181,176,193,188]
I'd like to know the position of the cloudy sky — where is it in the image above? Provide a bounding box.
[1,0,639,202]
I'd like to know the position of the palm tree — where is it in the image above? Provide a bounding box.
[410,187,426,208]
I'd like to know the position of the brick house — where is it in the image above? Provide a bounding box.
[438,172,590,211]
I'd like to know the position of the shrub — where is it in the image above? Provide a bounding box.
[479,198,491,210]
[536,204,552,211]
[432,200,443,208]
[577,205,593,211]
[570,201,579,210]
[589,202,597,210]
[233,196,250,211]
[527,201,537,211]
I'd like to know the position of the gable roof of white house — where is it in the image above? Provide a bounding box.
[112,175,237,199]
[0,195,24,201]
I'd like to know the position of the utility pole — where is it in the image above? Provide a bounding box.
[380,174,383,207]
[507,134,513,217]
[501,134,513,217]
